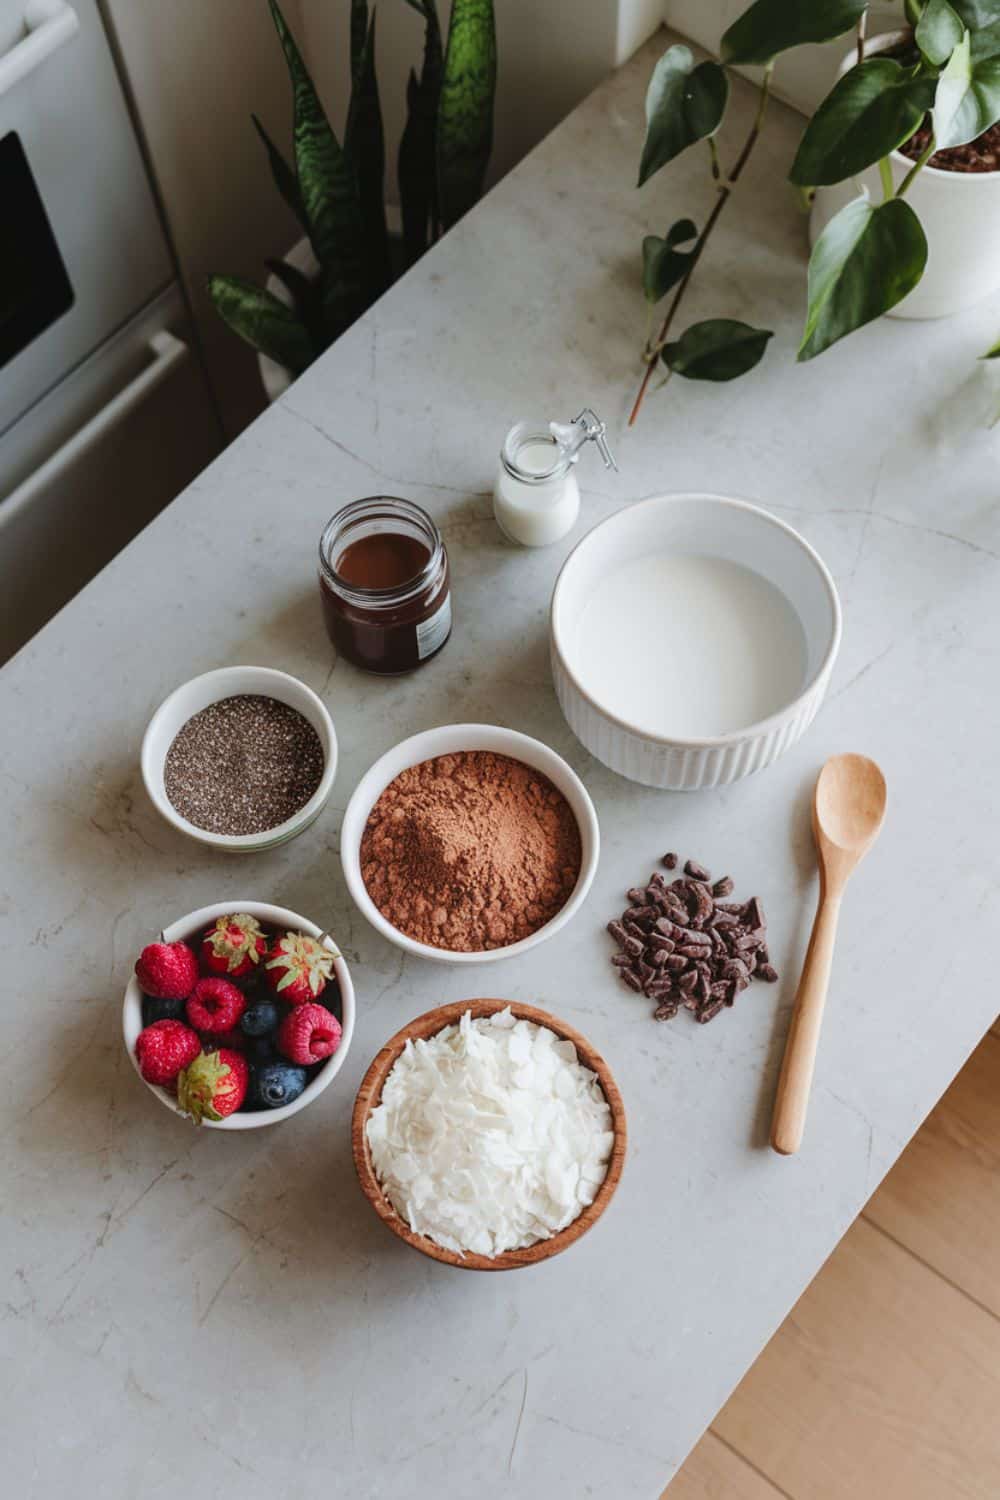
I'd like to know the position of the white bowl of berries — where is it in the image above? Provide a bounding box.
[123,901,355,1129]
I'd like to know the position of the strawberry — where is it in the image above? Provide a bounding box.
[176,1048,248,1123]
[276,1002,342,1065]
[135,1019,201,1087]
[200,913,268,979]
[135,941,199,1000]
[186,977,246,1033]
[264,931,336,1005]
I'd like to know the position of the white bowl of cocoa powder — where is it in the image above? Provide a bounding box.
[340,724,600,963]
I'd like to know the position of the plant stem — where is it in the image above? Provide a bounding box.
[897,136,936,197]
[878,155,894,200]
[628,64,774,427]
[708,134,721,181]
[856,11,867,67]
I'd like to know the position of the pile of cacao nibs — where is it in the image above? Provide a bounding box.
[607,853,777,1025]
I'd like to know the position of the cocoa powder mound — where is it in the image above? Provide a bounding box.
[360,751,583,951]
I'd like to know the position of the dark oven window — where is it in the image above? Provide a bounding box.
[0,131,74,370]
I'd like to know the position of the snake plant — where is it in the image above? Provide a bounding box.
[208,0,497,377]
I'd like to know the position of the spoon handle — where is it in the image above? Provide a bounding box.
[771,892,842,1156]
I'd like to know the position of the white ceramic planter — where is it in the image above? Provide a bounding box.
[810,33,1000,319]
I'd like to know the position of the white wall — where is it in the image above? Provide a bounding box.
[663,2,903,116]
[104,1,662,440]
[297,1,662,209]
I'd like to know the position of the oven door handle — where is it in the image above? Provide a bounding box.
[2,332,189,522]
[0,1,79,98]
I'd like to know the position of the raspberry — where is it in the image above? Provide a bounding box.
[186,977,246,1033]
[276,1002,342,1065]
[135,1019,201,1087]
[135,942,199,1000]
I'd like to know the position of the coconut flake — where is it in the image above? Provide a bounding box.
[366,1009,614,1257]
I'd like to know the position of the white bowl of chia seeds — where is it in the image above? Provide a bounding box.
[141,665,338,853]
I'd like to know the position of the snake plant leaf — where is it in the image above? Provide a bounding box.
[437,0,497,230]
[662,319,773,380]
[933,28,1000,147]
[398,0,444,262]
[916,0,965,64]
[267,0,365,331]
[798,196,928,361]
[345,10,391,299]
[721,0,867,66]
[638,47,727,186]
[207,275,315,373]
[252,113,307,233]
[264,257,328,350]
[350,0,368,82]
[642,218,698,303]
[790,61,936,185]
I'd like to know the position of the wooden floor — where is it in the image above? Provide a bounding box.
[667,1024,1000,1500]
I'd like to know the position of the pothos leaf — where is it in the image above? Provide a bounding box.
[721,0,867,67]
[799,196,928,361]
[951,0,1000,28]
[437,0,497,231]
[982,335,1000,356]
[789,61,935,185]
[207,275,316,373]
[933,28,1000,149]
[662,319,773,380]
[915,0,965,65]
[642,218,698,303]
[638,46,727,186]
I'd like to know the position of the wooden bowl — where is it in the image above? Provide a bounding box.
[351,999,627,1271]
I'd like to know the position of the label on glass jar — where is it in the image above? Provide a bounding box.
[416,592,452,660]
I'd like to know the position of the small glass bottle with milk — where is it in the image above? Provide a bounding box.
[493,408,617,547]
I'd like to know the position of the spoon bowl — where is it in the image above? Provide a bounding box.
[815,752,888,859]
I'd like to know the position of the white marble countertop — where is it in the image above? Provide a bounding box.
[4,30,1000,1500]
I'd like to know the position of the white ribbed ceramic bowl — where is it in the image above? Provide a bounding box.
[341,723,600,963]
[550,494,841,791]
[122,900,355,1130]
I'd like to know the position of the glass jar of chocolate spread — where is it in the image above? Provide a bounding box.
[318,497,452,674]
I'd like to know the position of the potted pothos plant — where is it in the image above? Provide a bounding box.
[209,0,497,399]
[630,0,1000,424]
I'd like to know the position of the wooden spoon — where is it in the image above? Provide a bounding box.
[771,753,887,1156]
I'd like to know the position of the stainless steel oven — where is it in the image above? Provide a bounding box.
[0,0,220,661]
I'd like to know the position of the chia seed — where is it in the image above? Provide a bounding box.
[164,694,325,835]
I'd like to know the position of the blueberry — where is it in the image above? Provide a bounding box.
[240,999,282,1037]
[247,1061,308,1110]
[141,993,187,1025]
[245,1036,278,1064]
